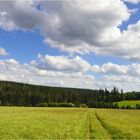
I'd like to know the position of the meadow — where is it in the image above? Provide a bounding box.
[0,107,139,139]
[115,100,140,107]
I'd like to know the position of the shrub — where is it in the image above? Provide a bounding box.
[80,104,88,108]
[114,103,119,109]
[125,105,131,109]
[135,104,140,109]
[131,107,135,109]
[48,103,75,107]
[74,103,80,107]
[120,105,126,109]
[36,103,48,107]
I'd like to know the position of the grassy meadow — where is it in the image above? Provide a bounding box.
[115,100,140,107]
[0,107,139,139]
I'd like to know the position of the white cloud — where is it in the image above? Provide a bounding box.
[91,65,101,73]
[90,62,140,91]
[5,59,19,65]
[1,57,140,91]
[0,47,8,56]
[0,58,95,89]
[0,73,6,80]
[0,0,140,60]
[101,63,128,74]
[103,75,140,83]
[91,62,140,76]
[128,63,140,76]
[92,62,128,74]
[31,59,140,87]
[41,0,130,54]
[98,75,140,91]
[31,54,91,72]
[0,1,140,91]
[1,0,140,60]
[0,1,45,31]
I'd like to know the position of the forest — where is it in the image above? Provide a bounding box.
[0,81,140,108]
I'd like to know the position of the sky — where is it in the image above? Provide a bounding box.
[0,0,140,91]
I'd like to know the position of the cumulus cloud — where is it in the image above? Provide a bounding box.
[41,0,130,54]
[91,62,128,74]
[98,75,140,91]
[31,54,90,72]
[0,47,8,56]
[0,1,45,31]
[1,0,140,60]
[0,1,140,91]
[91,65,101,73]
[5,59,19,65]
[90,62,140,91]
[0,74,6,80]
[103,75,140,83]
[97,21,140,60]
[0,58,95,89]
[91,62,140,76]
[0,57,140,91]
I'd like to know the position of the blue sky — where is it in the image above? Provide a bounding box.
[0,0,140,91]
[120,1,140,31]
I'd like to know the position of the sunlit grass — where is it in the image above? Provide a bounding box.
[0,107,139,139]
[96,109,140,139]
[115,100,140,107]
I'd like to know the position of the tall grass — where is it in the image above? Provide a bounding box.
[0,107,139,139]
[96,109,140,139]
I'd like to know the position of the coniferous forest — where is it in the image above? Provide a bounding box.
[0,81,140,108]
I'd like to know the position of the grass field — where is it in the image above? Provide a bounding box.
[115,100,140,107]
[0,107,139,139]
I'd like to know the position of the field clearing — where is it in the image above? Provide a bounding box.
[115,100,140,107]
[0,107,139,139]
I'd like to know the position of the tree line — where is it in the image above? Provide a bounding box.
[0,81,140,108]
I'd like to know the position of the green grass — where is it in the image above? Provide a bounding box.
[0,107,139,139]
[115,100,140,107]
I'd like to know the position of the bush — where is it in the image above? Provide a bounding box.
[125,105,131,109]
[80,104,88,108]
[36,102,75,107]
[120,105,126,109]
[48,103,75,107]
[135,104,140,109]
[131,107,135,109]
[113,103,119,109]
[36,103,48,107]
